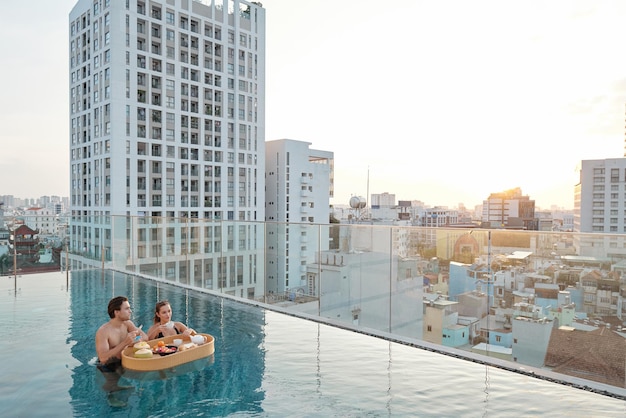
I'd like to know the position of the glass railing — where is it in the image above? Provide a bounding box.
[3,213,625,397]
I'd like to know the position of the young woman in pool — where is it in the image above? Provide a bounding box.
[146,300,196,339]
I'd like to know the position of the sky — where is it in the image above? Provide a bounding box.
[2,1,626,210]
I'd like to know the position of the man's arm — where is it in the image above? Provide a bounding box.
[128,321,149,341]
[95,327,134,363]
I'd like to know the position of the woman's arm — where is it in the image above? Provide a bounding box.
[176,321,195,336]
[146,323,160,340]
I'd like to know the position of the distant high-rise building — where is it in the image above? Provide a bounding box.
[69,0,266,263]
[0,196,18,209]
[264,139,334,293]
[575,158,626,234]
[40,196,52,209]
[574,158,626,258]
[481,187,536,230]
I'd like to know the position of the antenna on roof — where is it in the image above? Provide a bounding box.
[364,166,370,220]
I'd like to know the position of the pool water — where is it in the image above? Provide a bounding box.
[2,270,626,417]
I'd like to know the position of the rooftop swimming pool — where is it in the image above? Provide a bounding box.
[2,270,626,417]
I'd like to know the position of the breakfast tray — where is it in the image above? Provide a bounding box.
[121,333,215,371]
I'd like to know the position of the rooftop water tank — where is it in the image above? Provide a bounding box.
[349,196,366,209]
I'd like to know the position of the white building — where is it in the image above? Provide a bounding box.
[511,302,553,367]
[575,158,626,234]
[421,207,458,228]
[551,209,574,232]
[24,207,58,235]
[265,139,334,293]
[575,158,626,259]
[69,0,266,296]
[308,249,423,340]
[369,192,398,221]
[371,192,395,208]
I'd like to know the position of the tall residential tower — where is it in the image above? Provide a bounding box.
[68,0,265,297]
[69,0,266,294]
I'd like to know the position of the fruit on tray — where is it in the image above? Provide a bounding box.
[133,341,150,351]
[134,348,153,358]
[153,345,177,355]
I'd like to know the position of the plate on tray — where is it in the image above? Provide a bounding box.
[153,345,178,356]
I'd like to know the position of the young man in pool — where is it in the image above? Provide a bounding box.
[95,295,148,406]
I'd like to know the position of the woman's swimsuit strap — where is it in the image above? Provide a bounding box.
[156,326,181,339]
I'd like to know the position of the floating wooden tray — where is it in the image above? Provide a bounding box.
[121,333,215,372]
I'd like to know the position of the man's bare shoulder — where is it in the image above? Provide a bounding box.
[123,320,137,330]
[96,321,111,335]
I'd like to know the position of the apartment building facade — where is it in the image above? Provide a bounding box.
[69,0,266,296]
[24,207,58,235]
[575,158,626,234]
[264,139,334,294]
[370,192,395,208]
[574,158,626,260]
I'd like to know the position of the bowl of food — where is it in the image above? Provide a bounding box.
[153,345,178,356]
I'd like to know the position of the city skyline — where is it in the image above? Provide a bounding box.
[2,0,626,210]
